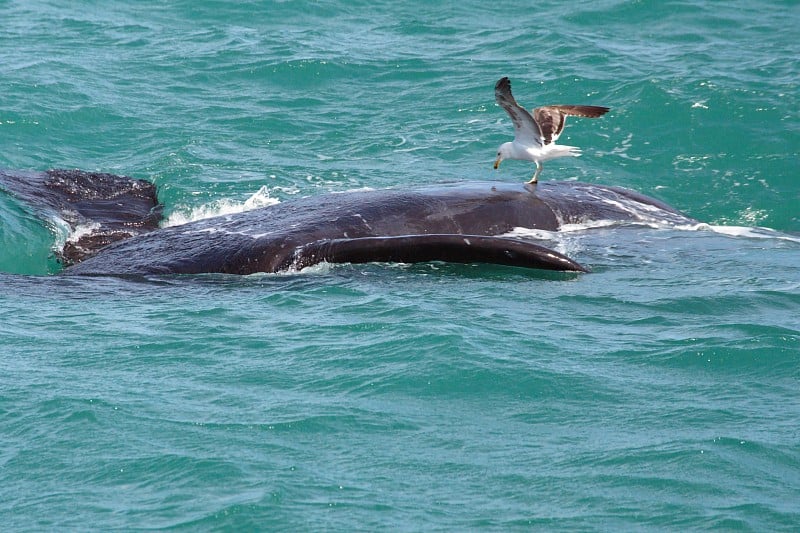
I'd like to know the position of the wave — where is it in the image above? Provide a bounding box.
[682,224,800,244]
[163,185,280,227]
[505,220,800,244]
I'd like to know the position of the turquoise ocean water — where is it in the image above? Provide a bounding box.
[1,1,799,529]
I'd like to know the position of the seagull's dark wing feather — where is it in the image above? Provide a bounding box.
[533,105,610,144]
[495,77,542,146]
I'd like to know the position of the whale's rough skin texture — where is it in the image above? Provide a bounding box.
[0,168,162,264]
[0,169,696,276]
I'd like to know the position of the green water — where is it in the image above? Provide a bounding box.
[1,1,799,530]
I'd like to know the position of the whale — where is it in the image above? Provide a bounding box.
[0,168,695,276]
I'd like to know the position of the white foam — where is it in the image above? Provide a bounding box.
[503,220,620,239]
[48,212,101,243]
[500,227,588,260]
[680,223,800,243]
[291,261,335,275]
[560,220,623,233]
[67,222,102,243]
[596,194,669,218]
[506,220,800,245]
[48,216,107,259]
[48,215,72,253]
[247,260,335,278]
[164,185,280,227]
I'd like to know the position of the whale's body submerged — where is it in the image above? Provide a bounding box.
[0,169,695,276]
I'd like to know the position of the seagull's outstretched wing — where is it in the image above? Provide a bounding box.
[495,77,542,147]
[533,105,610,145]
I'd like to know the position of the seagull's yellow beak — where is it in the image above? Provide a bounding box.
[493,157,501,170]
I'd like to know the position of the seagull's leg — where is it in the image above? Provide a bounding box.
[527,161,542,184]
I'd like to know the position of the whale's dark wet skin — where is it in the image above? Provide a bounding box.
[0,169,695,276]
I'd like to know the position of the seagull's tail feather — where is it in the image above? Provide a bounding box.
[542,144,582,161]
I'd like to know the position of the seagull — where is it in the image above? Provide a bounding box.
[493,76,609,183]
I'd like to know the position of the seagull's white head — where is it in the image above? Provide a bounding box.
[494,142,514,169]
